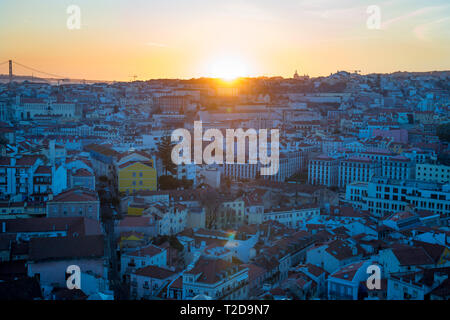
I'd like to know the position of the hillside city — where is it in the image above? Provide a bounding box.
[0,70,449,300]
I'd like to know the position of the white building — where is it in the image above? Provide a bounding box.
[145,203,188,236]
[338,157,380,188]
[182,257,249,300]
[130,265,177,299]
[345,177,450,219]
[15,97,77,120]
[263,206,321,228]
[382,156,414,181]
[223,151,304,182]
[416,163,450,184]
[308,155,339,187]
[120,244,167,276]
[327,261,374,300]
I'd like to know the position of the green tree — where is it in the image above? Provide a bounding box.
[157,134,176,175]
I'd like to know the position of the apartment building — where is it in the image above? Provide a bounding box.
[15,97,78,120]
[263,206,321,228]
[308,155,339,187]
[345,177,450,219]
[118,160,157,194]
[46,187,100,220]
[382,156,414,181]
[416,163,450,184]
[223,151,304,182]
[327,261,374,300]
[120,244,167,276]
[182,258,249,300]
[0,155,43,200]
[130,265,177,299]
[145,203,188,236]
[338,157,380,188]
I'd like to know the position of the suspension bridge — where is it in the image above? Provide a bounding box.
[0,60,112,84]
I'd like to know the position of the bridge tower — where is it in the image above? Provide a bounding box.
[8,60,12,82]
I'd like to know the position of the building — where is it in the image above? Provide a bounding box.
[382,156,413,181]
[46,188,100,220]
[15,97,78,120]
[263,206,321,228]
[327,261,374,300]
[0,155,43,201]
[216,197,245,229]
[345,177,450,219]
[145,203,188,236]
[130,265,177,299]
[182,257,249,300]
[223,151,304,182]
[69,168,95,190]
[338,157,380,188]
[27,235,106,294]
[416,163,450,184]
[306,239,362,274]
[308,156,339,187]
[387,267,449,300]
[120,244,167,277]
[118,161,157,194]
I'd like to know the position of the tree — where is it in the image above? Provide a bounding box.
[157,134,176,175]
[436,123,450,143]
[158,175,179,190]
[198,189,222,229]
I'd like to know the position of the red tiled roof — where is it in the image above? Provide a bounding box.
[133,265,175,279]
[185,258,246,284]
[126,244,164,258]
[50,188,98,202]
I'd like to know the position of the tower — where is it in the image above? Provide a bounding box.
[8,60,12,83]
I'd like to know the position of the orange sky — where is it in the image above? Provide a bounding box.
[1,0,449,81]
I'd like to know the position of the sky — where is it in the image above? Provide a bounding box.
[0,0,449,81]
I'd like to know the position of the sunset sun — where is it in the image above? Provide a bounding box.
[208,56,248,81]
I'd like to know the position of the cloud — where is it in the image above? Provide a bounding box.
[381,5,447,30]
[413,17,450,40]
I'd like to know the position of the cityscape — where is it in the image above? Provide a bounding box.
[0,0,449,303]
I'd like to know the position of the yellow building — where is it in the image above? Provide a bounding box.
[118,161,157,194]
[127,203,146,216]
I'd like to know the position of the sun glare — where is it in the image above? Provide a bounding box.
[208,56,248,81]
